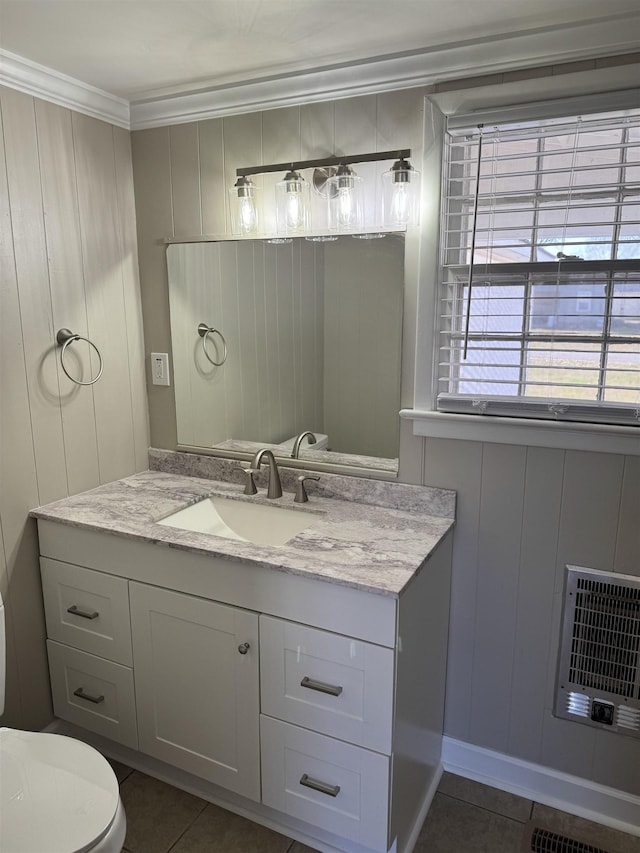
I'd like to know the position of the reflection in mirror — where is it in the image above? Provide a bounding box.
[166,235,404,474]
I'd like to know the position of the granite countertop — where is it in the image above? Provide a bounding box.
[31,456,455,598]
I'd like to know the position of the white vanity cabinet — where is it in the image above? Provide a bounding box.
[37,517,453,853]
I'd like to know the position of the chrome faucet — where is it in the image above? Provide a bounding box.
[250,449,283,499]
[291,431,317,459]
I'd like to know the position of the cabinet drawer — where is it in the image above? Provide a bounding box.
[261,716,389,852]
[41,557,132,665]
[260,615,394,753]
[47,640,138,749]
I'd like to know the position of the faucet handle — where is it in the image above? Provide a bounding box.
[235,465,258,495]
[294,475,320,503]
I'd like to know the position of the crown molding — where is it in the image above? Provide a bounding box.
[1,11,639,133]
[129,13,640,130]
[0,49,130,128]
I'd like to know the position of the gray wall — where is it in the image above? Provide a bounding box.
[424,439,639,795]
[0,86,149,730]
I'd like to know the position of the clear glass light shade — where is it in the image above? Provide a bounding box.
[276,171,310,235]
[327,167,364,232]
[382,162,420,227]
[229,178,260,236]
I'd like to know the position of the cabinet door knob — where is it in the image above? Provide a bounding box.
[238,642,250,655]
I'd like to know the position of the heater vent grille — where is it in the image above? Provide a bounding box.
[568,576,640,698]
[555,566,640,738]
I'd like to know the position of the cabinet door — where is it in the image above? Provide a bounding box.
[130,582,260,800]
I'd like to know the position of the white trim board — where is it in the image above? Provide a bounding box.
[0,49,130,129]
[442,737,640,839]
[401,410,640,456]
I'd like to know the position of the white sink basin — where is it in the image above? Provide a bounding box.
[157,495,321,547]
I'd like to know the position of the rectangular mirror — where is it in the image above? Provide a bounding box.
[166,234,404,475]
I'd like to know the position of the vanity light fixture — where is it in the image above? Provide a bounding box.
[229,176,260,236]
[231,148,418,235]
[382,157,421,228]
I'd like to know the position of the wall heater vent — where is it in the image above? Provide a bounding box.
[554,566,640,739]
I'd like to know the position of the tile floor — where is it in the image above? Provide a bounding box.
[110,760,639,853]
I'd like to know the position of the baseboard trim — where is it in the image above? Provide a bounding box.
[441,737,640,838]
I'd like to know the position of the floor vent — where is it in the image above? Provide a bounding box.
[523,823,611,853]
[554,565,640,738]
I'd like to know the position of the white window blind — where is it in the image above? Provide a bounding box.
[437,107,640,427]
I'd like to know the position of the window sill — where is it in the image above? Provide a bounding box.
[400,408,640,456]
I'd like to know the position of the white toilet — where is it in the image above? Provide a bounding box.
[0,593,126,853]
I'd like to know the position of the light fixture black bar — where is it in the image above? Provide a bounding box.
[236,149,411,178]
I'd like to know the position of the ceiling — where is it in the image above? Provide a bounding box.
[1,0,640,102]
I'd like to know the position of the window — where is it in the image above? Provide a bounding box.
[437,107,640,427]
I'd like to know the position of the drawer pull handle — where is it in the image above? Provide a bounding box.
[67,605,99,620]
[300,773,341,798]
[238,642,250,655]
[300,676,343,697]
[73,687,105,704]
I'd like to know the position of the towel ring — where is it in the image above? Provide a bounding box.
[56,328,104,386]
[197,323,228,366]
